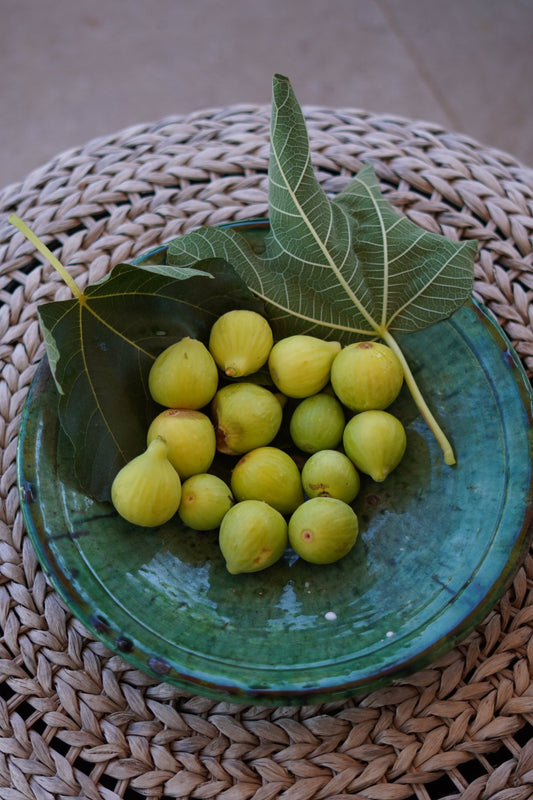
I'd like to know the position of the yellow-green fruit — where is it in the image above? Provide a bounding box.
[288,497,358,565]
[343,410,407,482]
[301,450,360,503]
[111,437,182,527]
[289,393,345,453]
[149,337,218,409]
[231,446,304,514]
[147,409,216,479]
[219,500,288,574]
[268,335,341,398]
[209,309,274,377]
[211,383,283,455]
[178,473,234,530]
[330,341,403,411]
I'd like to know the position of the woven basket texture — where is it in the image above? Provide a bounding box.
[2,104,533,800]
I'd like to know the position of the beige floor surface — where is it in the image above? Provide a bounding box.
[0,0,532,191]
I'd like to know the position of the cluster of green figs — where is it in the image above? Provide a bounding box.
[111,309,407,574]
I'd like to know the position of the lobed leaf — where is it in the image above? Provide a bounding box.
[38,259,263,500]
[167,74,476,344]
[34,73,478,490]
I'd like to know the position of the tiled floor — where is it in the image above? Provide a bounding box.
[0,0,532,190]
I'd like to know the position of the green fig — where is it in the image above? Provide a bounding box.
[289,392,345,453]
[268,335,341,398]
[178,473,234,530]
[301,450,360,503]
[219,500,288,574]
[211,382,283,455]
[111,436,181,527]
[231,446,304,514]
[147,409,216,479]
[288,497,358,564]
[343,409,406,482]
[149,336,218,409]
[331,341,403,411]
[209,309,274,377]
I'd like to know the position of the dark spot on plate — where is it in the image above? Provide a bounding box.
[21,481,36,504]
[91,614,111,634]
[116,636,134,653]
[147,655,172,675]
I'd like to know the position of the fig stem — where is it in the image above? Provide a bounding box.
[9,213,83,300]
[380,328,456,466]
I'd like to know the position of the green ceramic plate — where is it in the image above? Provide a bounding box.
[16,222,533,705]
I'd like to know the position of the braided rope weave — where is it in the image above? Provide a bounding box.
[2,105,533,800]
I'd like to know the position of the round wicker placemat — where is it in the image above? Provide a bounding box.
[2,105,533,800]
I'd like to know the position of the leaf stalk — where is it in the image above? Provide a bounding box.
[380,328,456,466]
[9,214,83,300]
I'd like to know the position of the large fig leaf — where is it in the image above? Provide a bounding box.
[166,74,477,344]
[38,258,264,500]
[26,72,478,486]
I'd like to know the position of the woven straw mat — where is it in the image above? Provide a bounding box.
[2,104,533,800]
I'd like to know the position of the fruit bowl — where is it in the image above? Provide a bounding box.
[17,221,533,705]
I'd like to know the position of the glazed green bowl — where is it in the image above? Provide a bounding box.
[17,221,533,705]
